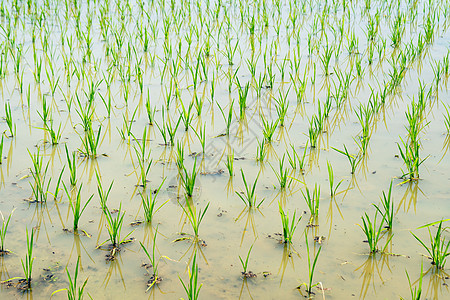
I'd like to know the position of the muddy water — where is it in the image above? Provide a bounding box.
[0,0,449,299]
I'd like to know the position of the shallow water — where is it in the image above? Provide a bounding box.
[0,0,449,299]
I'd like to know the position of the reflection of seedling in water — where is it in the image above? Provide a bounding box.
[279,202,301,244]
[140,180,167,223]
[412,220,450,270]
[372,181,394,230]
[239,243,256,278]
[0,210,13,255]
[236,169,264,208]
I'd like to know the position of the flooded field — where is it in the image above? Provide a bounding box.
[0,0,449,299]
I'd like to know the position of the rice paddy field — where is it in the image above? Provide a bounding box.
[0,0,450,299]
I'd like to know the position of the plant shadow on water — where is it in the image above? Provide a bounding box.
[396,181,425,213]
[355,254,393,299]
[235,207,264,246]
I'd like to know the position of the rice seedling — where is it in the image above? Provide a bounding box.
[225,151,234,177]
[180,201,210,241]
[298,232,322,297]
[236,169,264,208]
[20,228,34,289]
[65,145,77,186]
[145,96,156,126]
[327,161,343,197]
[140,228,163,291]
[261,117,279,143]
[302,184,320,218]
[133,130,152,188]
[307,117,321,148]
[320,43,333,76]
[29,148,51,203]
[95,172,113,213]
[4,102,15,137]
[279,202,301,244]
[443,103,450,133]
[286,145,300,170]
[0,210,13,254]
[217,100,233,136]
[412,220,450,269]
[179,252,202,300]
[256,139,267,162]
[402,262,423,300]
[372,181,394,230]
[0,136,4,165]
[63,184,93,231]
[79,125,102,158]
[179,100,194,132]
[270,155,289,189]
[166,117,181,146]
[397,138,427,180]
[192,123,206,154]
[239,243,256,277]
[140,180,167,223]
[51,257,88,300]
[332,145,361,174]
[237,80,250,120]
[102,203,132,249]
[359,211,391,254]
[179,158,198,197]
